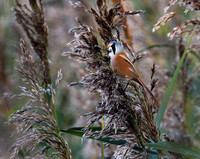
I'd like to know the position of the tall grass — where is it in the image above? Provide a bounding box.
[2,0,200,158]
[7,0,71,158]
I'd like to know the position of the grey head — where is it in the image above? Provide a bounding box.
[107,41,122,58]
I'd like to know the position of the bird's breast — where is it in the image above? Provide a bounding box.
[110,53,138,79]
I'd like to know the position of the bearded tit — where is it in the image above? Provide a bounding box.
[107,41,159,106]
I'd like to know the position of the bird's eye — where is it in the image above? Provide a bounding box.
[111,44,116,55]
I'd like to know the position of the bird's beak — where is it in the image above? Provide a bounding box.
[107,44,111,47]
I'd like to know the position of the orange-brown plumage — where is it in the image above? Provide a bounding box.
[108,41,159,106]
[110,51,139,80]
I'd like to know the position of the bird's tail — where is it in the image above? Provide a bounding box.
[137,78,160,107]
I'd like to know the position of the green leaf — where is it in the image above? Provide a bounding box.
[61,127,126,145]
[155,29,196,129]
[61,127,158,155]
[190,50,200,61]
[62,126,102,132]
[148,154,159,159]
[145,142,200,157]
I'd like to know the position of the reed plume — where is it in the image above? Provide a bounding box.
[65,0,162,158]
[8,0,71,158]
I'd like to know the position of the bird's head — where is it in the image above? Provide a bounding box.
[107,41,122,58]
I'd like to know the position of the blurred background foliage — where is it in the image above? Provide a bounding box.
[0,0,200,158]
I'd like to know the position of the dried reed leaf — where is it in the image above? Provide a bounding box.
[164,0,178,13]
[168,19,200,39]
[152,12,176,32]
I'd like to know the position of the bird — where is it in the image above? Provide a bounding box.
[107,41,159,106]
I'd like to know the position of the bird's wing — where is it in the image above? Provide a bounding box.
[119,54,139,78]
[118,54,133,67]
[128,67,139,78]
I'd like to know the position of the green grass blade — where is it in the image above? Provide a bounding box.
[149,154,159,159]
[145,142,200,157]
[155,30,196,129]
[61,126,102,132]
[60,127,126,145]
[61,127,158,155]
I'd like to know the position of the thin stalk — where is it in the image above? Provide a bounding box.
[101,117,105,159]
[51,94,58,125]
[136,44,175,54]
